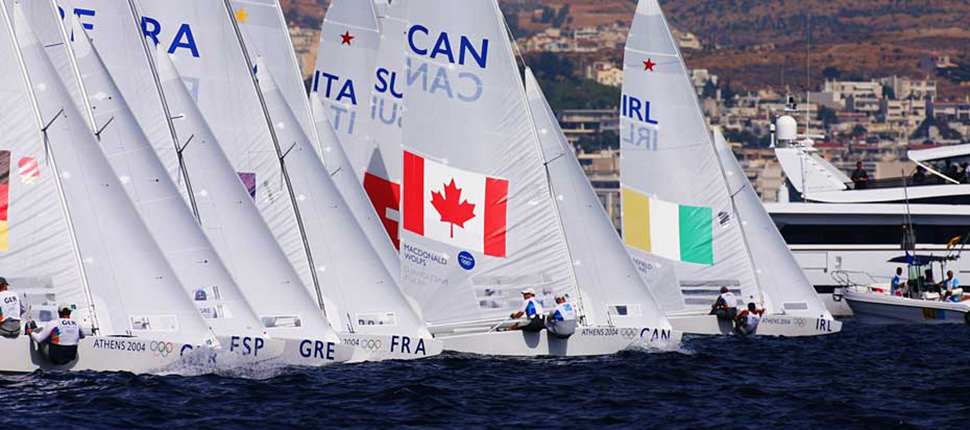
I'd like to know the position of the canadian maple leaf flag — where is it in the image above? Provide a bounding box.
[403,151,509,258]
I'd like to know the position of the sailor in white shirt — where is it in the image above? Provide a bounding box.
[0,277,27,337]
[710,286,739,320]
[28,306,83,365]
[545,295,578,338]
[509,288,545,332]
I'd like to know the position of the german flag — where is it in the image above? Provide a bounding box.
[0,151,9,251]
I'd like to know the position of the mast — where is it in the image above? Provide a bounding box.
[126,0,202,222]
[494,1,591,324]
[1,2,100,333]
[220,0,328,315]
[44,0,97,132]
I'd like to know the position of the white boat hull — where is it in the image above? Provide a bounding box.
[338,333,444,361]
[843,289,970,324]
[440,326,681,357]
[668,314,842,337]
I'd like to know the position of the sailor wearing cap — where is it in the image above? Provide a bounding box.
[27,306,84,366]
[545,295,578,338]
[509,288,545,332]
[0,277,27,338]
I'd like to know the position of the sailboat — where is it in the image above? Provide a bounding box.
[620,0,840,336]
[0,2,215,373]
[131,0,439,359]
[397,0,678,356]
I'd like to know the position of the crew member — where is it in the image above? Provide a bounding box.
[710,286,738,320]
[545,295,578,338]
[941,270,962,302]
[27,306,83,365]
[850,161,869,190]
[0,277,26,338]
[890,267,904,296]
[735,303,763,336]
[510,288,544,332]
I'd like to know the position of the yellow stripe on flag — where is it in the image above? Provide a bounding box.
[622,187,651,252]
[0,220,8,251]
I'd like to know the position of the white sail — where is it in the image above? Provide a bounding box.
[5,3,213,344]
[620,0,760,314]
[153,47,340,342]
[0,3,87,330]
[524,68,671,330]
[398,0,578,329]
[64,16,263,335]
[713,129,833,319]
[313,0,380,177]
[55,0,185,198]
[233,0,401,287]
[257,60,429,338]
[132,0,316,296]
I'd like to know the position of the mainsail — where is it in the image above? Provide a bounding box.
[64,16,263,335]
[620,0,761,314]
[233,0,400,283]
[524,68,670,330]
[713,129,833,318]
[399,0,578,329]
[3,3,213,344]
[256,60,428,337]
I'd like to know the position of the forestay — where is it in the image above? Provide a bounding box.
[0,4,86,331]
[233,0,400,283]
[133,0,315,295]
[399,0,578,329]
[5,3,212,344]
[64,17,263,335]
[256,61,429,338]
[713,129,833,319]
[524,68,670,330]
[620,0,760,314]
[153,47,340,341]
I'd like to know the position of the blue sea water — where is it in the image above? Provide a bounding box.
[2,322,969,429]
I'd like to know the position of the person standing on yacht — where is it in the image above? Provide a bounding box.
[850,161,869,190]
[940,270,962,302]
[890,268,904,296]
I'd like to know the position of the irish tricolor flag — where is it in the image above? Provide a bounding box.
[622,187,713,265]
[403,151,509,258]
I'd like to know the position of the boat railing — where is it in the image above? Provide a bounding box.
[831,270,891,300]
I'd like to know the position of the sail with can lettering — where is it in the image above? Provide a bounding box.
[234,0,400,285]
[256,59,429,338]
[399,0,579,330]
[62,15,264,336]
[713,129,833,319]
[5,3,213,344]
[524,68,671,330]
[132,0,316,297]
[620,0,760,315]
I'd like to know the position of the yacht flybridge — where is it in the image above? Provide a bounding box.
[766,114,970,316]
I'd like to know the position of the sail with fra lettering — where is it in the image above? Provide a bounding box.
[524,68,671,332]
[621,0,760,316]
[7,3,213,345]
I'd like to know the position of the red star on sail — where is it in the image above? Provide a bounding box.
[340,31,354,45]
[643,58,656,72]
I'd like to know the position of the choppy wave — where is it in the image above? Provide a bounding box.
[2,322,969,429]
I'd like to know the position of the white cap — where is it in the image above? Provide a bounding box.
[521,288,535,295]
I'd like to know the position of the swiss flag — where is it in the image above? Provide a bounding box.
[403,151,509,258]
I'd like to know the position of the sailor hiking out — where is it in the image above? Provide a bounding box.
[0,277,26,338]
[710,287,739,321]
[27,307,84,366]
[510,288,545,332]
[545,295,578,338]
[735,303,763,336]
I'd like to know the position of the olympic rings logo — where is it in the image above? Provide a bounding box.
[620,328,638,339]
[150,341,175,357]
[359,339,383,352]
